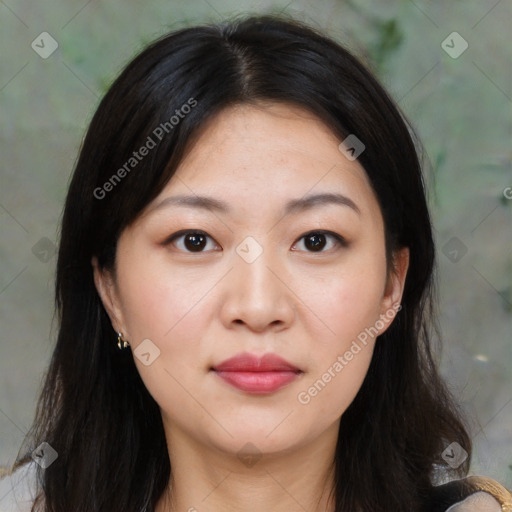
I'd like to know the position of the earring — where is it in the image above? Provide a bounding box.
[117,332,130,350]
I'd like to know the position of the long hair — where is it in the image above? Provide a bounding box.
[5,13,471,512]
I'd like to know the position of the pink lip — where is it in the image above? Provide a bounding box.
[212,352,302,394]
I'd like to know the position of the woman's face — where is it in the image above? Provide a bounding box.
[94,102,408,459]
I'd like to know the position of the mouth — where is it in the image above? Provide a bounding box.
[210,352,303,394]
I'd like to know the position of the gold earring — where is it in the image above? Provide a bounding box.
[117,332,130,350]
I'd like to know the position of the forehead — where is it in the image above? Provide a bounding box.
[145,102,381,222]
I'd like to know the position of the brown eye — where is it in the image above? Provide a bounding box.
[292,231,347,253]
[304,233,327,251]
[183,232,207,252]
[166,230,219,253]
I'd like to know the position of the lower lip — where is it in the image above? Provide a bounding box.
[213,370,300,394]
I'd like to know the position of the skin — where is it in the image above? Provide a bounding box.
[93,102,409,512]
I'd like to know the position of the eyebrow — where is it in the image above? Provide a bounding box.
[149,192,361,217]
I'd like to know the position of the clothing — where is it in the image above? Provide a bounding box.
[428,476,512,511]
[0,463,35,512]
[1,463,511,511]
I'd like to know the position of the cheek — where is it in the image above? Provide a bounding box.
[294,247,386,415]
[116,245,213,343]
[305,247,387,347]
[295,298,379,424]
[114,247,227,400]
[115,252,214,410]
[299,343,375,421]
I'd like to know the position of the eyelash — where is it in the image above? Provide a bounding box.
[163,229,348,254]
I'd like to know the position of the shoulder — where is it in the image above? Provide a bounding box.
[0,462,38,512]
[429,475,512,512]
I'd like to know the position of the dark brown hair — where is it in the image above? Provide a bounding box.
[6,13,471,512]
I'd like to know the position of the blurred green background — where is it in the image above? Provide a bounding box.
[1,0,511,494]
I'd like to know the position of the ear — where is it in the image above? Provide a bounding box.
[378,247,409,333]
[91,256,127,335]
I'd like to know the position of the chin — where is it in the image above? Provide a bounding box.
[202,421,307,458]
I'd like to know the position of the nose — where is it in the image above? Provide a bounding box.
[219,243,296,333]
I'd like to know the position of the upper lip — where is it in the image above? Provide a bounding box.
[212,352,301,372]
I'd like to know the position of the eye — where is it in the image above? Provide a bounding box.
[164,229,347,254]
[165,230,220,253]
[292,230,347,253]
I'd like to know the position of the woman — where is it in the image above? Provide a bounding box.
[2,13,511,512]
